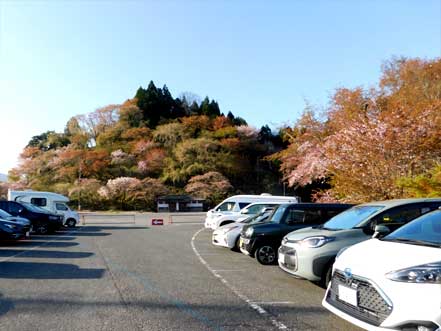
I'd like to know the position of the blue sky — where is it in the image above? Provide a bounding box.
[0,0,440,174]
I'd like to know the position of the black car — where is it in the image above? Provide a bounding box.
[0,217,31,240]
[239,203,353,265]
[0,200,63,234]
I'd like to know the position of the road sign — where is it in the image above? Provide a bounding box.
[151,219,164,225]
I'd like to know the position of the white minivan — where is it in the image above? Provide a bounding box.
[323,208,441,331]
[8,190,79,227]
[204,194,298,229]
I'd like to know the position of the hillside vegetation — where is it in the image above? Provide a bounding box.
[6,57,441,209]
[7,82,286,210]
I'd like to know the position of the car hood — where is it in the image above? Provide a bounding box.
[218,222,245,230]
[335,238,441,279]
[284,226,360,240]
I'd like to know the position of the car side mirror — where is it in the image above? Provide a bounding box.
[372,225,390,239]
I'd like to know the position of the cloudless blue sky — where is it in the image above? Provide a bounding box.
[0,0,440,174]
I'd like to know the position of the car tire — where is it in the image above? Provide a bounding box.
[320,262,334,289]
[231,237,241,252]
[66,218,76,228]
[35,224,49,235]
[255,245,277,265]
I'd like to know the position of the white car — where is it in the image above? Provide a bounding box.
[212,209,274,250]
[209,202,282,230]
[204,194,298,229]
[322,209,441,331]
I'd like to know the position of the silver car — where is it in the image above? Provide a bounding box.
[278,198,441,287]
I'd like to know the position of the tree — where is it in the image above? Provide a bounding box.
[185,171,233,205]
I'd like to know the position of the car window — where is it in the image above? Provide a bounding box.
[304,209,323,224]
[31,197,47,207]
[217,202,236,212]
[285,209,305,224]
[238,202,251,210]
[371,204,430,228]
[384,210,441,245]
[56,203,68,211]
[244,204,273,214]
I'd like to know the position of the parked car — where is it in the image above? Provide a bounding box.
[278,198,441,287]
[212,207,275,250]
[209,202,282,230]
[0,208,32,227]
[0,200,63,234]
[0,217,31,240]
[204,194,298,229]
[239,203,353,265]
[323,208,441,331]
[8,189,79,227]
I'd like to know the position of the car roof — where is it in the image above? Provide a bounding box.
[359,198,441,208]
[280,203,354,208]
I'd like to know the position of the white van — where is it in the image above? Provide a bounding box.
[7,190,80,227]
[204,194,298,229]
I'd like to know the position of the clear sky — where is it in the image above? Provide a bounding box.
[0,0,440,174]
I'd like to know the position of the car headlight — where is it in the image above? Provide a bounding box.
[386,262,441,284]
[245,227,254,237]
[4,224,15,229]
[299,236,335,248]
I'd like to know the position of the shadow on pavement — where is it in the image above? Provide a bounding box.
[0,262,105,279]
[0,293,14,317]
[0,250,94,259]
[1,241,80,248]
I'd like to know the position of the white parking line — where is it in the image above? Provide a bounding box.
[191,228,291,331]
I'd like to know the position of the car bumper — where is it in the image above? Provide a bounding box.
[212,231,235,248]
[322,269,441,331]
[239,236,254,256]
[277,244,327,282]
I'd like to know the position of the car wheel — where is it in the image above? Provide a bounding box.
[255,245,277,265]
[320,263,334,289]
[66,218,76,228]
[36,224,49,235]
[231,237,240,252]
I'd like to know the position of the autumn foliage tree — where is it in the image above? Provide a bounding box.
[276,57,441,202]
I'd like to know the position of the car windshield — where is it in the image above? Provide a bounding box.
[21,202,47,213]
[270,205,288,224]
[241,211,272,224]
[0,209,12,218]
[382,210,441,247]
[321,205,384,230]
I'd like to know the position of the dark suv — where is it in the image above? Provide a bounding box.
[0,200,63,234]
[239,203,353,265]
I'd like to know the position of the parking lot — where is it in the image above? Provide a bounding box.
[0,213,360,331]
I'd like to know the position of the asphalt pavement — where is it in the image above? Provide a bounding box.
[0,214,361,331]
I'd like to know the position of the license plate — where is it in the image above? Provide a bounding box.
[25,231,30,237]
[278,252,285,264]
[338,285,357,306]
